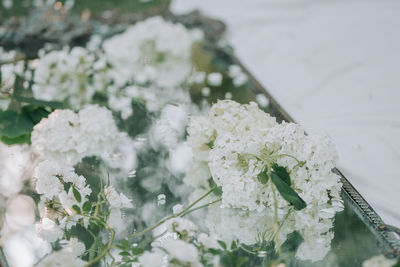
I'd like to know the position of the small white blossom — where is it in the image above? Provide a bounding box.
[207,72,223,86]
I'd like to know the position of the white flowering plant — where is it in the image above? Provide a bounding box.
[1,7,397,267]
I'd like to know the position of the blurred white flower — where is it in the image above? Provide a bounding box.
[137,250,166,267]
[159,238,199,265]
[104,186,133,209]
[32,47,108,109]
[35,218,63,242]
[103,16,202,88]
[31,105,136,168]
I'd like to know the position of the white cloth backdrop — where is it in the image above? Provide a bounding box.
[172,0,400,227]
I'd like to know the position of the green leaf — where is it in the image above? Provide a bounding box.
[281,231,304,253]
[120,240,131,250]
[208,248,219,255]
[271,163,291,185]
[218,240,227,250]
[72,187,82,202]
[15,96,64,109]
[270,169,306,211]
[23,106,49,124]
[0,134,30,145]
[132,247,144,255]
[0,110,34,138]
[82,201,91,213]
[206,140,215,148]
[72,205,81,214]
[236,257,249,267]
[257,169,269,184]
[119,251,130,257]
[230,241,237,250]
[208,178,223,196]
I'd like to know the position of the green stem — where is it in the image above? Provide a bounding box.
[277,153,302,164]
[239,245,257,255]
[180,198,222,218]
[127,186,217,239]
[270,180,281,254]
[85,218,115,267]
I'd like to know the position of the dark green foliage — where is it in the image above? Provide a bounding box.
[82,201,92,213]
[281,231,303,253]
[72,205,81,214]
[0,97,62,145]
[271,163,291,186]
[257,169,269,184]
[270,164,306,211]
[0,110,34,138]
[73,187,82,202]
[208,178,223,196]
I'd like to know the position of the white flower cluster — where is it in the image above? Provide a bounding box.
[186,100,343,262]
[103,16,202,88]
[34,160,134,244]
[32,47,108,109]
[34,160,92,241]
[31,104,136,172]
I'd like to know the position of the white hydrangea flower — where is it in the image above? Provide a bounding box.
[159,239,200,265]
[188,100,342,213]
[103,16,203,88]
[187,100,343,261]
[31,105,135,166]
[35,218,64,242]
[104,186,133,209]
[32,47,107,109]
